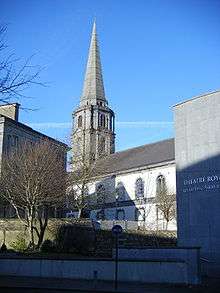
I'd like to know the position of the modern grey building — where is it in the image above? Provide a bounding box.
[174,90,220,276]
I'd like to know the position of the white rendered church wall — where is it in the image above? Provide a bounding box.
[87,162,176,230]
[113,163,176,201]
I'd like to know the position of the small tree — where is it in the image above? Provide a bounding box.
[67,155,103,219]
[0,140,66,248]
[154,185,176,230]
[68,132,109,218]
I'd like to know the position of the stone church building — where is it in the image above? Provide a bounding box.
[0,103,68,217]
[71,22,176,230]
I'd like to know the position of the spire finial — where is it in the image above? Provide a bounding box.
[92,19,96,35]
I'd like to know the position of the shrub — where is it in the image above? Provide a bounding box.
[55,222,95,255]
[10,234,28,252]
[41,239,55,253]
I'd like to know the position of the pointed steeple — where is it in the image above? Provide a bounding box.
[80,21,106,106]
[72,21,116,163]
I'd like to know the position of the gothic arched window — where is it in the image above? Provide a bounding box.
[116,182,126,201]
[7,135,12,154]
[96,184,105,204]
[135,178,144,198]
[99,137,106,156]
[78,116,82,128]
[156,174,166,194]
[100,114,105,128]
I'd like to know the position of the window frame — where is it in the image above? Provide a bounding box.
[135,177,145,198]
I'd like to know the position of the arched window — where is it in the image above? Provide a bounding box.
[99,137,106,156]
[116,182,126,201]
[7,135,12,154]
[135,178,144,198]
[78,116,82,128]
[156,174,166,194]
[96,184,105,204]
[99,114,105,128]
[13,135,19,147]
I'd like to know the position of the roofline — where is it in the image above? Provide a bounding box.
[173,89,220,108]
[87,159,176,181]
[0,115,69,149]
[107,137,174,157]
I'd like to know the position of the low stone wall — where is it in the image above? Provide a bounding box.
[0,257,191,284]
[0,219,84,247]
[113,247,201,284]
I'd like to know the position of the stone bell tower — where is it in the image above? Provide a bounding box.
[72,21,115,164]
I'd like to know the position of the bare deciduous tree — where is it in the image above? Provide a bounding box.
[154,185,176,230]
[0,24,43,104]
[68,156,99,219]
[0,140,66,248]
[68,133,109,219]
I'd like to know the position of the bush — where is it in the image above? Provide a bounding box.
[55,222,95,255]
[41,239,55,253]
[10,234,28,252]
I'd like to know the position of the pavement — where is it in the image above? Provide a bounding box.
[0,276,220,293]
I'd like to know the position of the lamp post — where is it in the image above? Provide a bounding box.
[112,224,123,291]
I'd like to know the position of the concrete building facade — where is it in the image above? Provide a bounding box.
[174,90,220,276]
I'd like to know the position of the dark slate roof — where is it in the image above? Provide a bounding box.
[94,138,175,177]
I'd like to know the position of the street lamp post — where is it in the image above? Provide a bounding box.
[112,224,123,291]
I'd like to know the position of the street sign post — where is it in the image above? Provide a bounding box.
[112,224,123,291]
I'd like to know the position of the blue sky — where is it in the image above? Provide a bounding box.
[1,0,220,150]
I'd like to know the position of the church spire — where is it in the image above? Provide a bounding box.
[72,21,115,164]
[80,21,106,106]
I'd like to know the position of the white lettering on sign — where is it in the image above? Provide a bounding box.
[182,174,220,193]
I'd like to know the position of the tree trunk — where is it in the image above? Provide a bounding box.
[36,225,46,248]
[28,224,35,248]
[78,208,82,218]
[27,211,35,248]
[36,207,49,249]
[165,220,169,230]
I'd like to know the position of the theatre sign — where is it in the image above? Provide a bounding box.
[182,174,220,193]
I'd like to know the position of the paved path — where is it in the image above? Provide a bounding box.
[0,276,220,293]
